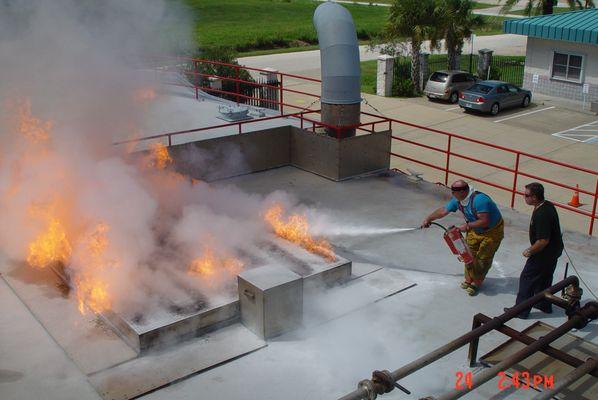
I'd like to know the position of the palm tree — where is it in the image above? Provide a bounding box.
[385,0,439,91]
[501,0,595,16]
[501,0,557,15]
[435,0,485,70]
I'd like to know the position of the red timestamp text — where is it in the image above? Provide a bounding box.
[455,371,555,391]
[497,371,555,390]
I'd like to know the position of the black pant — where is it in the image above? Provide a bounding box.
[515,256,558,317]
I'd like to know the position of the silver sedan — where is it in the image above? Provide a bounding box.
[458,80,532,116]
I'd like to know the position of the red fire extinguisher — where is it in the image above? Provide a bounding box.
[431,222,474,264]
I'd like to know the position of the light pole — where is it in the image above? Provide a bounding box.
[469,33,476,73]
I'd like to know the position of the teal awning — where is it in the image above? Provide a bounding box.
[503,9,598,45]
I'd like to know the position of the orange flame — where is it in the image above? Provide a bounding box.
[27,218,72,268]
[73,223,114,315]
[14,98,53,143]
[147,142,173,169]
[188,247,244,288]
[265,204,336,261]
[134,87,157,102]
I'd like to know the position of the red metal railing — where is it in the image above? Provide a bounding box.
[114,109,390,146]
[151,56,322,115]
[362,111,598,236]
[143,58,598,236]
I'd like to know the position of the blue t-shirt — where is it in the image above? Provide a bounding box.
[445,192,502,233]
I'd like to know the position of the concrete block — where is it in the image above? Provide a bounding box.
[238,265,302,339]
[338,130,391,180]
[290,127,391,181]
[169,126,291,181]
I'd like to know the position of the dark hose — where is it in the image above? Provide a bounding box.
[429,221,448,232]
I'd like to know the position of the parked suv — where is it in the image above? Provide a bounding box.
[424,70,477,103]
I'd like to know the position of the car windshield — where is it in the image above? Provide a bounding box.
[429,72,448,83]
[468,84,493,94]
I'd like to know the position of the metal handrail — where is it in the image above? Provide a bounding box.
[384,114,598,236]
[150,59,598,236]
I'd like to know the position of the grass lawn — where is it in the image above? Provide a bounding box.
[361,59,378,94]
[181,0,508,56]
[510,7,576,15]
[355,0,495,8]
[182,0,387,53]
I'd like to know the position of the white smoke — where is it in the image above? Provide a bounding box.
[0,0,306,316]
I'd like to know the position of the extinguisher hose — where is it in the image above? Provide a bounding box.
[429,221,448,232]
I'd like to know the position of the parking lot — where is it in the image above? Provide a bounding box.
[407,96,598,145]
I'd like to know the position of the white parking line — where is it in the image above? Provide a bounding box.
[493,106,555,123]
[552,121,598,136]
[445,106,461,111]
[552,119,598,144]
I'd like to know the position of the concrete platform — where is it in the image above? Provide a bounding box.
[99,237,351,353]
[2,166,596,400]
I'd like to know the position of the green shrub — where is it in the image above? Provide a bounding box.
[191,46,257,103]
[392,78,416,97]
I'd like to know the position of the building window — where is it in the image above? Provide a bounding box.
[551,52,583,82]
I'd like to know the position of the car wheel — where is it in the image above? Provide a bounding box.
[490,103,500,116]
[449,92,459,104]
[522,96,530,108]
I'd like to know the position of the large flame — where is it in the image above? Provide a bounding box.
[72,223,114,315]
[188,247,244,288]
[27,217,72,268]
[265,204,336,261]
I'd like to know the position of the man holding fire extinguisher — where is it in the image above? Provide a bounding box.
[422,180,504,296]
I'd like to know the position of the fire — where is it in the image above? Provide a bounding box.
[147,142,173,169]
[74,276,111,315]
[134,87,157,102]
[72,223,114,315]
[27,218,72,268]
[188,247,244,287]
[14,97,52,143]
[265,204,336,261]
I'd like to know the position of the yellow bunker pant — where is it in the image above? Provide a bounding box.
[464,219,504,284]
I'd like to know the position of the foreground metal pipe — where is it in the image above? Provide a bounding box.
[338,276,580,400]
[435,302,597,400]
[472,314,598,377]
[543,292,573,310]
[531,357,597,400]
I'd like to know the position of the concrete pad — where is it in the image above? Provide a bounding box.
[1,262,137,375]
[0,276,101,400]
[125,167,597,400]
[88,323,266,400]
[304,265,416,328]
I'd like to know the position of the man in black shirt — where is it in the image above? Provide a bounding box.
[510,182,563,318]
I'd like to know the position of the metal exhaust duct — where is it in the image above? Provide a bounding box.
[313,2,361,138]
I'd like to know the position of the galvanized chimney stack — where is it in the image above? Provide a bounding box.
[313,2,361,138]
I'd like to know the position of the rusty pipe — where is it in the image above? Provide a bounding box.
[338,276,580,400]
[435,302,598,400]
[473,314,598,377]
[543,292,574,310]
[531,358,597,400]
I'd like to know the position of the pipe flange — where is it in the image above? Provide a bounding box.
[358,379,377,400]
[372,370,394,393]
[563,285,583,303]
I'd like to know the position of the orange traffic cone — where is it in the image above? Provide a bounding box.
[568,184,581,207]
